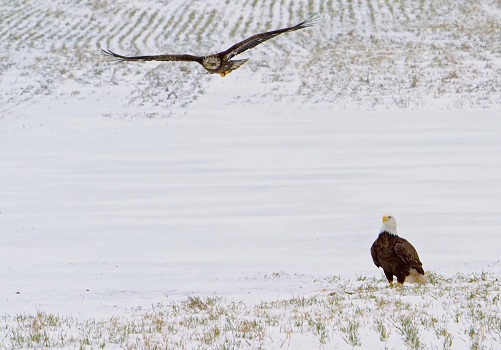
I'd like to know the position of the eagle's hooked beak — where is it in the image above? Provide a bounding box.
[382,216,391,223]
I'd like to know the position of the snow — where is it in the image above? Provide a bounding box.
[1,0,501,348]
[2,98,501,318]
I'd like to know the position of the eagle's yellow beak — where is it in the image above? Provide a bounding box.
[219,70,232,77]
[382,216,391,223]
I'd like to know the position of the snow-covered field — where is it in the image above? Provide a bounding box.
[1,0,501,349]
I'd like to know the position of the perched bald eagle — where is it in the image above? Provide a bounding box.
[102,16,319,77]
[370,214,427,286]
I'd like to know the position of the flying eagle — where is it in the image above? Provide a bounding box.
[101,16,319,77]
[370,214,427,286]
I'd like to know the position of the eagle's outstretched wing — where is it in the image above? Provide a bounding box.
[101,49,202,63]
[222,15,320,60]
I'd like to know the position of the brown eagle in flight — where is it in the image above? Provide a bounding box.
[370,214,427,286]
[102,16,319,77]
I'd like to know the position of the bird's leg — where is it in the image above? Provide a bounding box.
[385,272,394,285]
[396,275,406,285]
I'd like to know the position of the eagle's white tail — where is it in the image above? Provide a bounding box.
[406,268,428,284]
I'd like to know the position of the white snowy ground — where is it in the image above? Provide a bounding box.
[5,85,501,312]
[1,0,501,349]
[2,84,501,349]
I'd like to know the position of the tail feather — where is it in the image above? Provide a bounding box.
[219,59,249,77]
[406,268,428,284]
[229,59,249,71]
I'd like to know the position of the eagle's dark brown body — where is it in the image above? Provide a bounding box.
[371,231,425,284]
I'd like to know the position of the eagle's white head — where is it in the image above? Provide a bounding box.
[380,213,397,235]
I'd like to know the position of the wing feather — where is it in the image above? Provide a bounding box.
[394,239,422,267]
[101,49,202,63]
[222,15,320,59]
[370,243,381,267]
